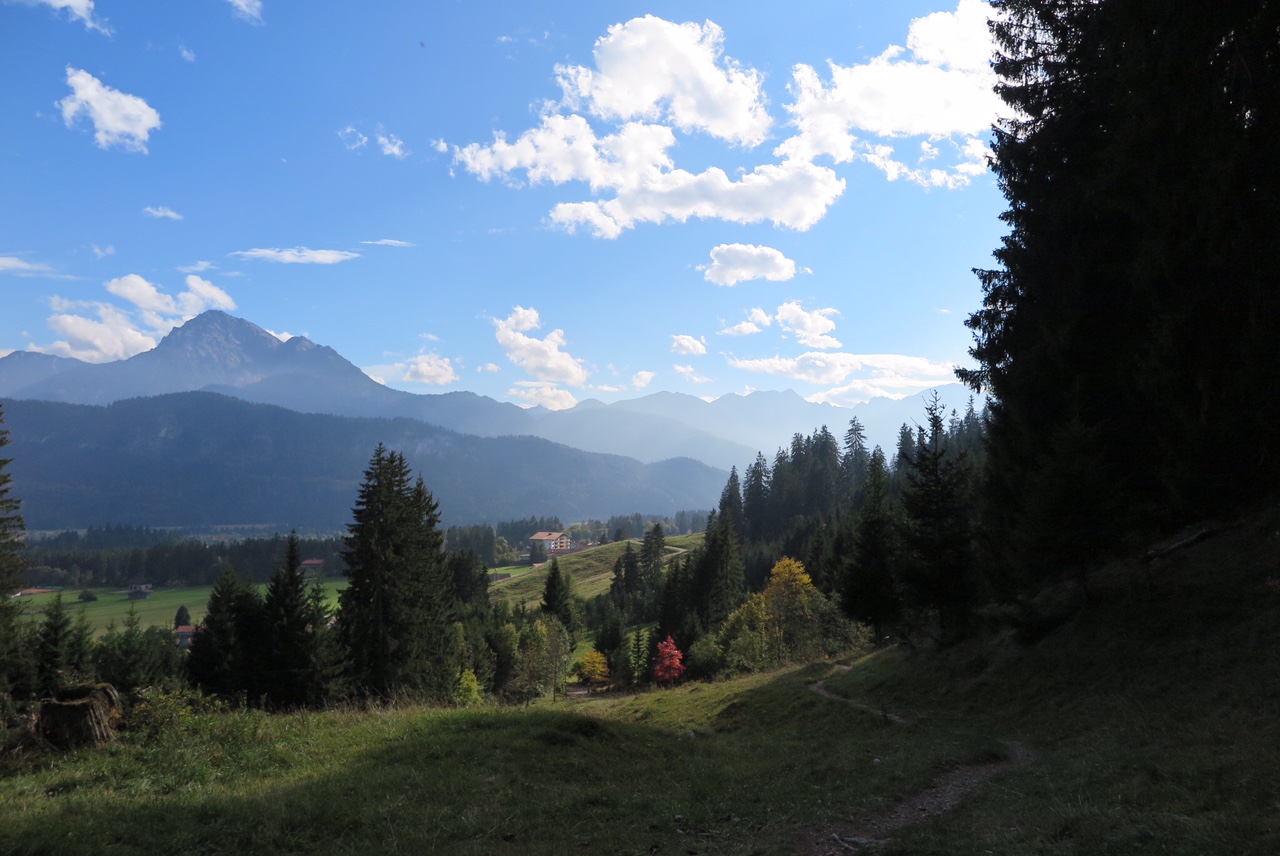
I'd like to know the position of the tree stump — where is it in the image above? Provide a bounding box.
[38,684,122,749]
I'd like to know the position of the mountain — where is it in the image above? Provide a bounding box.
[0,311,973,469]
[1,393,727,531]
[0,351,81,397]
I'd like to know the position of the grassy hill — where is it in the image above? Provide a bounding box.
[491,532,704,608]
[2,508,1278,854]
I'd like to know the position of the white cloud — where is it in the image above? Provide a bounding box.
[674,364,711,384]
[493,306,589,386]
[728,351,957,404]
[177,260,215,273]
[555,15,771,146]
[775,0,1003,188]
[361,239,413,247]
[701,243,797,286]
[38,275,237,362]
[377,132,408,159]
[717,306,774,337]
[404,354,459,385]
[266,329,293,342]
[92,244,114,259]
[480,362,500,373]
[339,127,368,150]
[670,334,706,355]
[431,139,448,153]
[508,381,578,410]
[180,45,195,62]
[632,370,655,389]
[59,68,161,153]
[231,247,359,264]
[775,300,841,349]
[142,206,183,220]
[0,256,55,277]
[20,0,110,34]
[227,0,262,24]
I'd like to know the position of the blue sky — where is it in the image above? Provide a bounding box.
[1,0,1008,410]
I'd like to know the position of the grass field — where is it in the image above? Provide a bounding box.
[12,579,348,637]
[492,533,703,609]
[3,510,1278,854]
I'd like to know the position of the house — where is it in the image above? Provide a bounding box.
[529,531,573,553]
[127,583,153,600]
[300,558,326,577]
[176,625,197,649]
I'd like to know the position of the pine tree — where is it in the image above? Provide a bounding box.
[841,447,902,640]
[188,562,263,699]
[174,605,192,629]
[36,593,72,696]
[339,445,457,701]
[742,452,771,542]
[540,558,575,642]
[262,531,330,708]
[0,404,27,717]
[900,394,977,641]
[718,467,745,540]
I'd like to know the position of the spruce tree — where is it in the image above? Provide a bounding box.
[841,447,902,641]
[263,531,329,708]
[36,593,72,696]
[339,445,457,702]
[0,404,27,717]
[540,558,575,642]
[900,395,977,641]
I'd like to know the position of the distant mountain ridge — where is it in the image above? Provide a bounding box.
[0,311,969,469]
[1,393,728,531]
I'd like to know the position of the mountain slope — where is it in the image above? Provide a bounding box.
[2,393,727,530]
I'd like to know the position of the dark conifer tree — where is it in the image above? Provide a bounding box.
[540,557,575,642]
[841,447,902,640]
[742,452,771,542]
[36,593,72,696]
[718,466,745,540]
[0,404,27,718]
[339,445,458,702]
[900,395,977,640]
[188,562,263,699]
[262,531,330,708]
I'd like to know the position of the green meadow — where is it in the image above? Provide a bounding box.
[2,507,1277,854]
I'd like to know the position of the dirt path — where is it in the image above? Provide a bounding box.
[802,671,1034,854]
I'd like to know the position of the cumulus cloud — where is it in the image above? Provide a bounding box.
[509,381,578,410]
[452,16,846,239]
[377,132,409,159]
[480,362,500,373]
[227,0,262,24]
[59,68,161,153]
[20,0,110,33]
[728,351,957,404]
[776,0,1003,188]
[177,260,215,273]
[231,247,359,264]
[632,369,655,388]
[493,306,589,386]
[674,364,711,384]
[670,334,706,355]
[452,4,1001,240]
[403,354,459,385]
[775,300,841,349]
[142,206,183,220]
[180,45,195,62]
[92,244,114,259]
[38,275,237,362]
[555,15,771,146]
[700,243,797,286]
[361,239,413,247]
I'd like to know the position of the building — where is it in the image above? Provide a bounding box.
[127,583,153,600]
[529,531,573,553]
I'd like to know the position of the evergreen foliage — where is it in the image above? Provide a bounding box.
[339,444,458,702]
[0,404,27,720]
[262,532,332,708]
[962,0,1280,578]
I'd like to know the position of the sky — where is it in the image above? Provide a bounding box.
[1,0,1010,411]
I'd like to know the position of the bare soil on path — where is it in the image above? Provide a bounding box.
[801,672,1035,854]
